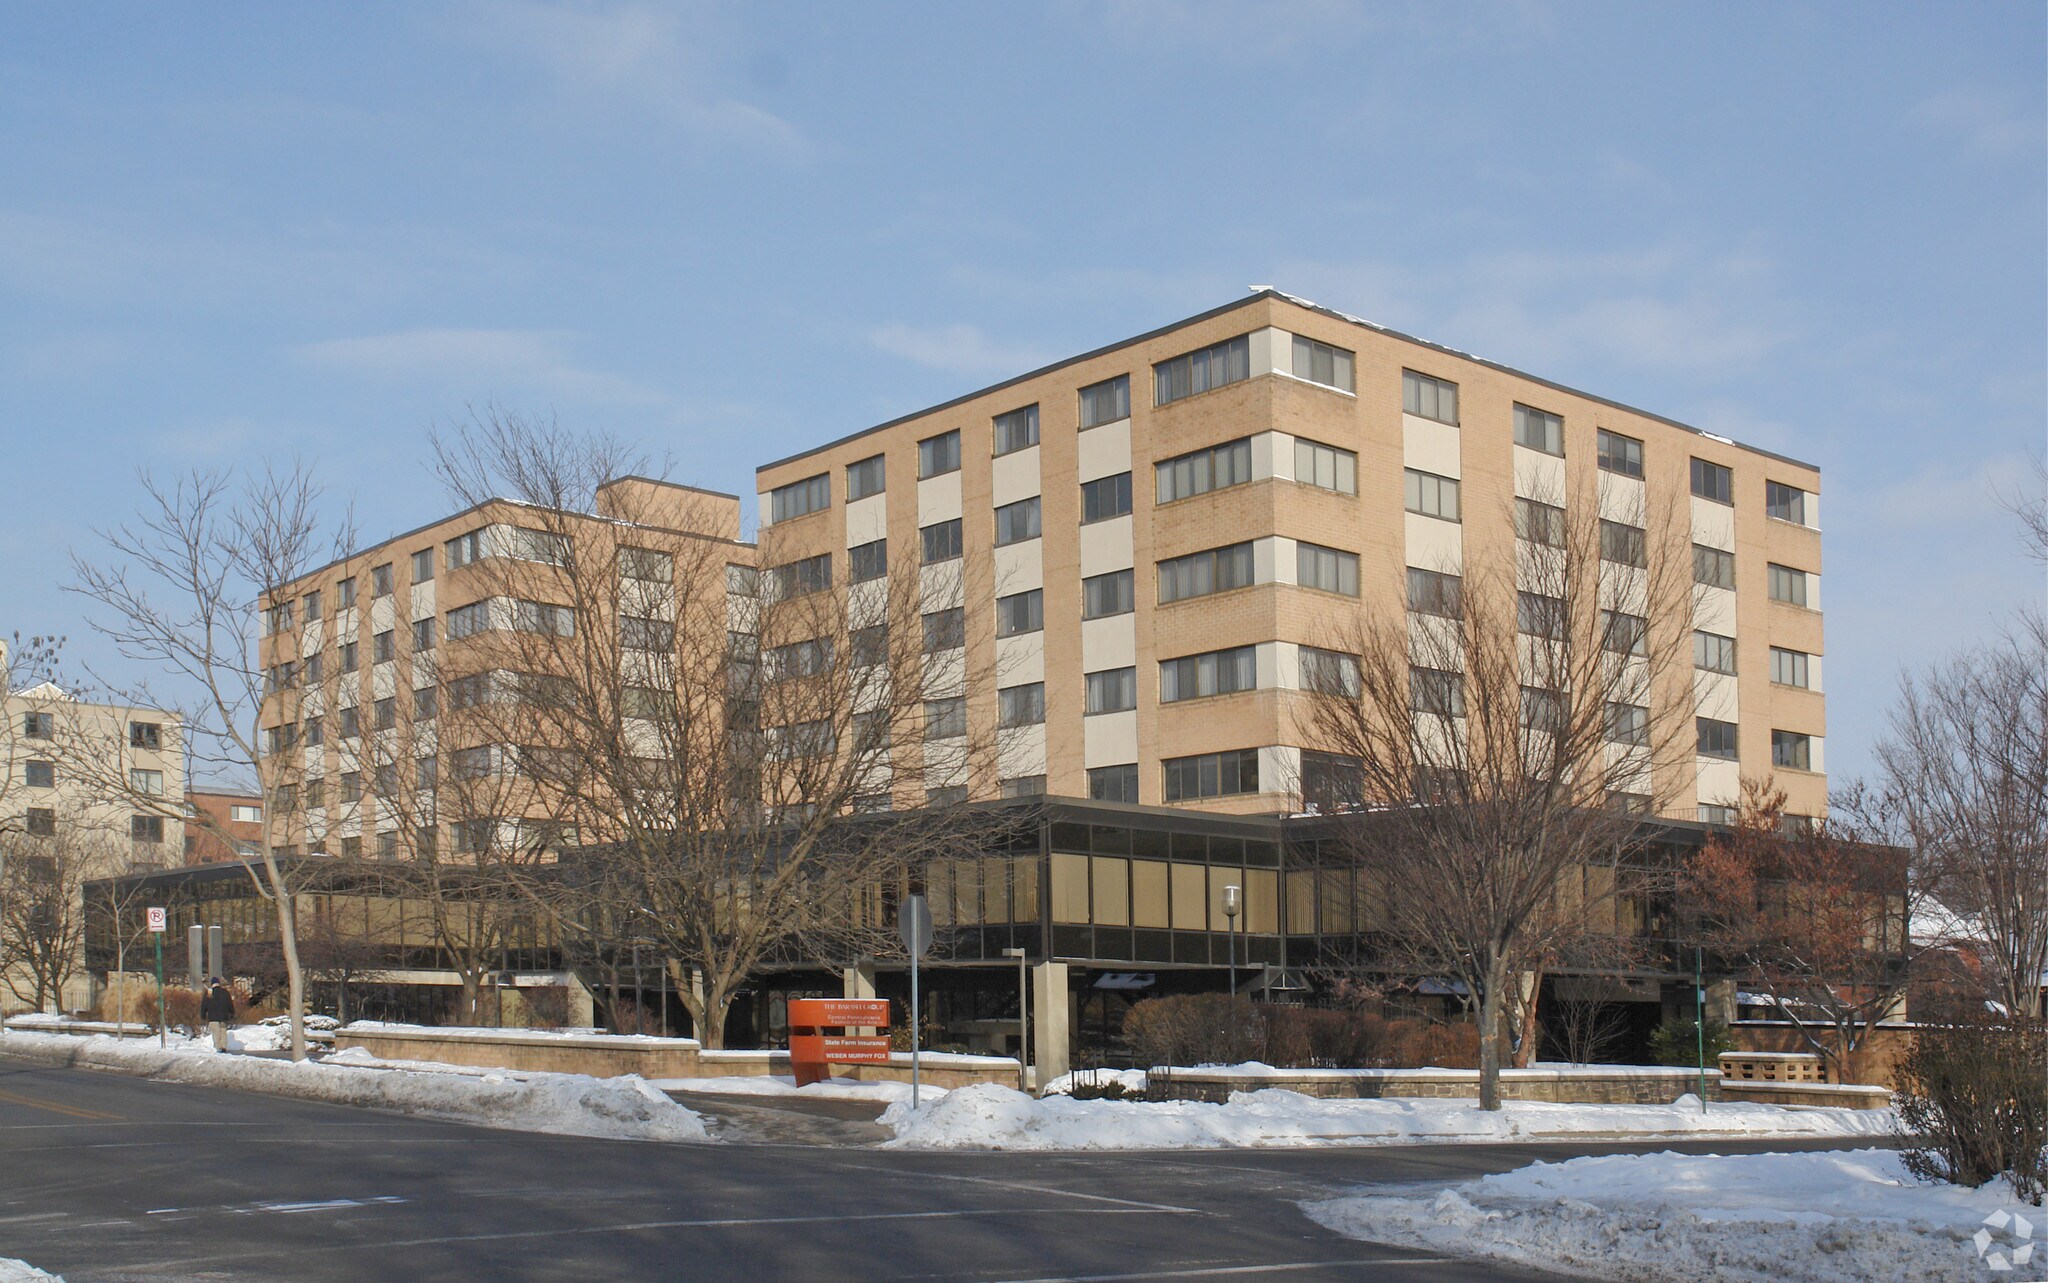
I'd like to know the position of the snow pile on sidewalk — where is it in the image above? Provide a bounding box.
[0,1258,64,1282]
[1308,1148,2017,1283]
[648,1073,931,1104]
[881,1083,1896,1151]
[0,1031,707,1142]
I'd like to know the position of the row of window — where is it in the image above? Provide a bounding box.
[14,713,163,747]
[16,808,167,841]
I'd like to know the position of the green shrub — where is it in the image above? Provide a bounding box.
[1896,1014,2048,1206]
[1647,1013,1732,1067]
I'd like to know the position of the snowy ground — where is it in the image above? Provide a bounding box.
[0,1030,707,1142]
[0,1258,62,1282]
[647,1073,933,1104]
[881,1083,1898,1151]
[1308,1148,2025,1283]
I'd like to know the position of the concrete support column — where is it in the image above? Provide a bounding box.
[1705,978,1738,1029]
[843,959,880,1035]
[1031,961,1070,1088]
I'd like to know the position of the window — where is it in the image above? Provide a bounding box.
[1597,429,1644,478]
[1081,472,1133,523]
[620,547,672,582]
[511,529,569,570]
[1299,646,1360,697]
[374,697,396,730]
[1691,457,1733,504]
[25,808,54,837]
[1000,775,1046,799]
[21,711,52,739]
[1301,750,1364,811]
[416,756,438,790]
[1772,730,1813,771]
[994,497,1042,546]
[303,653,323,684]
[996,589,1043,637]
[1291,335,1355,391]
[770,473,831,522]
[340,771,361,803]
[445,532,482,570]
[264,601,293,634]
[1404,469,1461,521]
[514,600,575,636]
[339,640,360,670]
[1694,631,1738,675]
[1609,791,1652,815]
[1694,544,1735,591]
[846,454,886,501]
[230,804,262,823]
[1602,610,1648,656]
[924,696,967,740]
[302,589,321,621]
[622,617,675,651]
[373,630,395,663]
[1766,481,1808,525]
[447,674,489,710]
[849,624,889,667]
[1605,702,1649,746]
[131,815,164,843]
[127,767,162,795]
[335,576,357,608]
[1294,438,1357,494]
[918,430,961,479]
[849,538,887,583]
[998,683,1046,728]
[726,564,758,597]
[1154,334,1250,406]
[1089,764,1139,802]
[768,554,832,599]
[414,685,438,720]
[23,760,53,788]
[921,607,965,652]
[1079,375,1131,428]
[1160,646,1256,702]
[1402,370,1459,424]
[1162,748,1260,801]
[1513,403,1564,455]
[303,716,323,746]
[371,563,394,597]
[1086,667,1137,714]
[1600,520,1646,568]
[1697,717,1739,760]
[1407,568,1463,618]
[1296,542,1359,596]
[1517,592,1565,639]
[921,519,963,563]
[450,747,491,781]
[410,548,435,582]
[1768,563,1810,607]
[1083,569,1134,619]
[1771,647,1811,688]
[926,786,969,808]
[1156,437,1253,504]
[766,638,832,680]
[1410,667,1465,717]
[447,602,488,639]
[993,405,1039,455]
[1520,686,1563,733]
[1515,497,1565,547]
[412,618,437,651]
[1699,804,1737,826]
[130,721,161,749]
[1157,542,1255,604]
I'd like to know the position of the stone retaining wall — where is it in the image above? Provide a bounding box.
[1720,1081,1893,1110]
[1147,1066,1722,1105]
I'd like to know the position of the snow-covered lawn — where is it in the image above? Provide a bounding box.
[881,1083,1897,1151]
[0,1031,707,1142]
[1308,1148,2024,1283]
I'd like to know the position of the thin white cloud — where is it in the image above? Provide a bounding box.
[1910,87,2045,159]
[867,323,1055,379]
[296,327,667,406]
[454,1,804,156]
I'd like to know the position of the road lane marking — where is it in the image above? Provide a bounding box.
[989,1260,1458,1281]
[0,1086,119,1121]
[823,1162,1198,1214]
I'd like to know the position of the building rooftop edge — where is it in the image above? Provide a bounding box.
[753,289,1822,478]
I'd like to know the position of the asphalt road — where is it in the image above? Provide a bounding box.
[0,1055,1869,1283]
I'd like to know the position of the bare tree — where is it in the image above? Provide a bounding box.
[1997,449,2047,565]
[1878,618,2048,1019]
[1300,482,1698,1108]
[0,818,122,1013]
[431,411,1003,1047]
[70,466,354,1060]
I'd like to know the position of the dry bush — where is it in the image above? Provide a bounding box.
[1121,994,1476,1069]
[1896,1013,2048,1205]
[142,988,203,1030]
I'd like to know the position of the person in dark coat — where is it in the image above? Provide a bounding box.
[200,978,235,1052]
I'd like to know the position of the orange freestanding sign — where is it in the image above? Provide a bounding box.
[786,998,892,1086]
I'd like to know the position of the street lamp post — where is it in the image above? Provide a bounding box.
[1222,885,1241,998]
[1002,947,1028,1092]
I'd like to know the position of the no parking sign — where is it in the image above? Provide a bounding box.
[146,907,167,933]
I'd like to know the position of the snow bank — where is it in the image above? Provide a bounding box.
[0,1031,707,1143]
[0,1258,63,1282]
[647,1074,930,1104]
[1309,1149,2018,1283]
[881,1084,1897,1151]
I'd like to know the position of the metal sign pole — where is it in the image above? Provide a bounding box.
[149,907,168,1048]
[897,894,933,1110]
[1695,945,1708,1114]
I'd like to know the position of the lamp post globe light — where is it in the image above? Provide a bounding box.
[1222,885,1241,998]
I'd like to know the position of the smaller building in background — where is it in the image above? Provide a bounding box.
[184,790,263,863]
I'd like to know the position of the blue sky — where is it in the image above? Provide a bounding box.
[2,2,2042,784]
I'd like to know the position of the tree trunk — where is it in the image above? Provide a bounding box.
[459,973,480,1025]
[1477,957,1508,1111]
[1512,970,1542,1069]
[261,855,307,1062]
